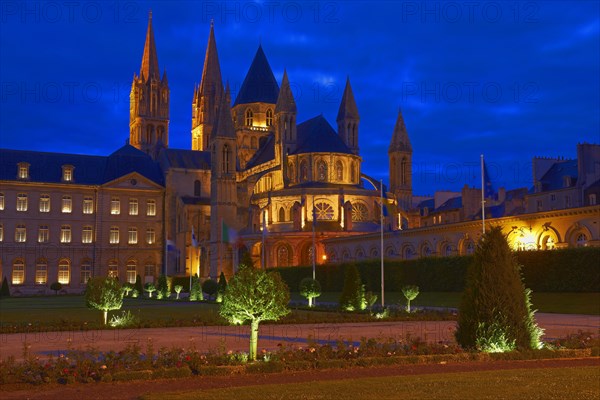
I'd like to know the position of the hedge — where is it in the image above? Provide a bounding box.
[270,247,599,293]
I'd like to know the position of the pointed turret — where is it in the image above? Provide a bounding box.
[214,84,235,139]
[140,11,160,81]
[192,22,224,151]
[336,77,360,154]
[129,11,170,159]
[275,70,296,113]
[388,108,412,211]
[388,109,412,153]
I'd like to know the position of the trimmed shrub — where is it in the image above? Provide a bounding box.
[50,282,62,295]
[217,272,228,303]
[134,275,144,296]
[339,265,365,311]
[190,274,203,301]
[299,277,322,307]
[0,277,10,297]
[202,279,219,300]
[455,227,543,352]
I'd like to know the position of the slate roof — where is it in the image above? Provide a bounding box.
[159,149,211,170]
[245,134,275,169]
[0,145,164,186]
[435,196,462,212]
[292,115,353,155]
[537,159,578,191]
[233,45,279,106]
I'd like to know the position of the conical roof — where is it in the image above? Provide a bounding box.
[140,11,160,81]
[233,45,279,106]
[336,77,359,121]
[388,109,412,152]
[275,70,296,113]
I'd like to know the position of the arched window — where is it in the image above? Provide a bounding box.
[12,259,25,285]
[126,260,137,284]
[266,109,273,126]
[403,246,414,260]
[288,162,295,182]
[245,109,253,126]
[317,161,328,181]
[350,161,356,182]
[35,258,47,285]
[576,233,588,247]
[300,160,308,181]
[222,144,230,174]
[335,160,343,181]
[278,207,286,222]
[194,180,201,196]
[108,261,118,278]
[277,245,289,267]
[146,125,153,144]
[157,126,164,143]
[401,157,408,185]
[351,203,369,222]
[421,244,432,257]
[355,248,365,260]
[58,259,70,285]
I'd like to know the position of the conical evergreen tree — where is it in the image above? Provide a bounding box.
[339,264,365,311]
[0,277,10,298]
[455,227,543,352]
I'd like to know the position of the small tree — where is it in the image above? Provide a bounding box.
[122,282,133,297]
[455,226,543,352]
[339,265,365,311]
[299,277,321,307]
[50,282,62,295]
[216,272,228,303]
[134,274,143,296]
[220,266,290,361]
[144,282,156,298]
[401,285,420,312]
[202,279,219,301]
[0,277,10,298]
[189,274,203,301]
[174,285,183,300]
[364,291,378,311]
[84,277,124,325]
[156,275,170,300]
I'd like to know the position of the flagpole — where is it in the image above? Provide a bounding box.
[481,154,485,234]
[312,195,316,281]
[261,209,266,270]
[380,180,385,308]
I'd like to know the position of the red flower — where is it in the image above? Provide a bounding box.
[185,355,191,361]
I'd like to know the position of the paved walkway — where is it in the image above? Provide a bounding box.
[1,313,598,361]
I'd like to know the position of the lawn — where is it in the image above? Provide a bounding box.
[140,366,600,400]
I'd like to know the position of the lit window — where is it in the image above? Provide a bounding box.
[351,203,369,222]
[83,197,94,214]
[0,193,4,210]
[576,233,588,247]
[109,227,119,244]
[314,202,334,220]
[39,194,50,212]
[317,161,328,181]
[12,260,25,285]
[62,195,72,213]
[38,225,49,243]
[126,261,137,284]
[35,260,47,285]
[335,161,343,181]
[300,161,308,181]
[60,225,71,243]
[111,197,120,215]
[82,226,93,244]
[108,261,118,278]
[146,228,155,244]
[129,199,138,216]
[245,109,253,126]
[0,224,3,242]
[62,165,74,182]
[15,225,26,242]
[128,227,138,244]
[81,261,92,284]
[17,162,29,179]
[16,193,28,211]
[58,260,70,285]
[266,109,273,127]
[146,199,156,216]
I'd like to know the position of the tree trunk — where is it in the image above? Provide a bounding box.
[103,310,108,325]
[250,319,259,361]
[308,297,313,307]
[407,300,411,313]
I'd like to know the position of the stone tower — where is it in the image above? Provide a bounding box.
[129,12,170,158]
[388,109,413,210]
[275,70,297,184]
[336,77,360,155]
[209,85,238,278]
[191,22,223,151]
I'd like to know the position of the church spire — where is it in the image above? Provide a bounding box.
[199,22,223,101]
[275,69,296,113]
[140,10,160,81]
[336,77,360,154]
[213,83,235,139]
[388,108,412,152]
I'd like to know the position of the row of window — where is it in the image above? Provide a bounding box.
[245,108,273,127]
[10,258,155,286]
[0,224,156,245]
[16,162,74,182]
[0,193,157,216]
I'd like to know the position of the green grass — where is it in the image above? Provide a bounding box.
[140,366,600,400]
[293,292,600,315]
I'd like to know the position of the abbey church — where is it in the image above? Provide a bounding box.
[1,14,598,294]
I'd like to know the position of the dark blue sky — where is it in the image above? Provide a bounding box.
[1,1,598,195]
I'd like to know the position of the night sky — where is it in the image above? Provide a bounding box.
[1,1,598,196]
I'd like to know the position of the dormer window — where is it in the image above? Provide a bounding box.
[17,162,30,180]
[62,165,74,182]
[245,109,253,126]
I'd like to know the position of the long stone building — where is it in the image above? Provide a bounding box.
[1,14,598,294]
